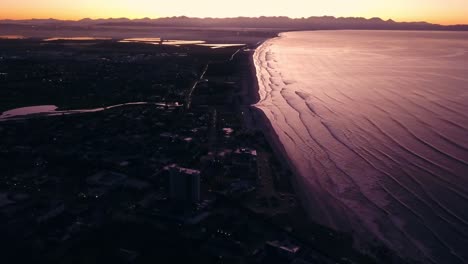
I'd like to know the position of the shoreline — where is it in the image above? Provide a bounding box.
[248,34,317,224]
[248,35,335,232]
[246,34,404,263]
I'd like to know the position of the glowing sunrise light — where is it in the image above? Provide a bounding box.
[1,0,467,25]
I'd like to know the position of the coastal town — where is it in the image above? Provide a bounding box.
[0,36,391,264]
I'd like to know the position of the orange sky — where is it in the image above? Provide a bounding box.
[2,0,468,25]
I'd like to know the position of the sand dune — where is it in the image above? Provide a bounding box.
[253,30,468,263]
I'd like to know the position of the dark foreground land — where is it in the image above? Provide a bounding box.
[1,32,398,264]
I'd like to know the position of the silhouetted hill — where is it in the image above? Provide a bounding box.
[1,16,467,31]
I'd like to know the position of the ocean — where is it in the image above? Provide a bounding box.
[254,30,468,263]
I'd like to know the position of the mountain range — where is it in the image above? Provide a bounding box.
[1,16,467,31]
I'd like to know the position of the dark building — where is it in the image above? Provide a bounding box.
[165,164,201,203]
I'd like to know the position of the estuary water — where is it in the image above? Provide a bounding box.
[0,102,181,121]
[254,30,468,263]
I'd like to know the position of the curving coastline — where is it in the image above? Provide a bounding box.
[250,33,382,257]
[251,30,468,263]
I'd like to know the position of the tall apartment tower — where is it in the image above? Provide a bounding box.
[165,164,201,203]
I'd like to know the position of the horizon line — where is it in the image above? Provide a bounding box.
[1,15,466,26]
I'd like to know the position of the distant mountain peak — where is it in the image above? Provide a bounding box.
[0,16,466,31]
